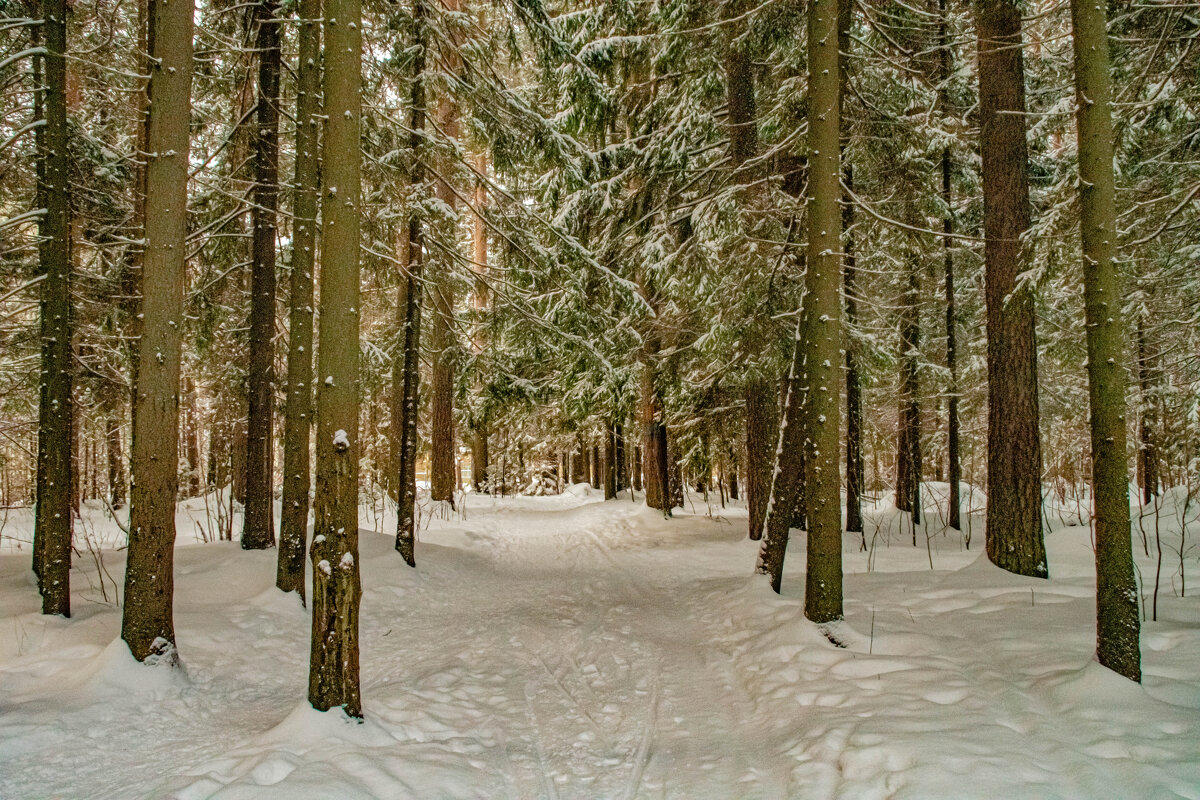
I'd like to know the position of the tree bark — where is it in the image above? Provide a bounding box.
[122,0,193,662]
[757,323,807,593]
[106,415,126,508]
[279,0,320,598]
[34,0,72,616]
[309,0,363,716]
[640,365,669,511]
[977,0,1047,577]
[393,0,426,567]
[896,249,922,535]
[243,0,281,551]
[604,422,617,500]
[1136,318,1158,505]
[1069,0,1140,681]
[802,0,844,621]
[940,0,962,532]
[429,0,462,507]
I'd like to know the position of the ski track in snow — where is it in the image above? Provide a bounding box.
[0,486,1199,798]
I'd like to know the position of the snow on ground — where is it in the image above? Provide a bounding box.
[1,484,1198,799]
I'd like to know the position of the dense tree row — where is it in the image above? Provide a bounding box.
[1,0,1197,714]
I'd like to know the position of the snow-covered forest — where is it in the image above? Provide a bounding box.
[1,0,1199,796]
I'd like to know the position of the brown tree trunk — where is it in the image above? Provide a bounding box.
[122,0,194,662]
[896,250,922,536]
[33,0,73,616]
[393,0,426,567]
[604,422,617,500]
[279,0,320,597]
[429,0,462,507]
[978,0,1047,577]
[757,323,806,593]
[106,415,126,508]
[243,0,282,550]
[1136,318,1159,505]
[640,366,668,511]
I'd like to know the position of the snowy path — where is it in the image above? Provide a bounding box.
[1,489,1199,798]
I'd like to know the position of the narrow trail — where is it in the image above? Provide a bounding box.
[361,498,792,798]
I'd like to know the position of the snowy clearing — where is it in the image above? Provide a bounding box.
[1,486,1198,799]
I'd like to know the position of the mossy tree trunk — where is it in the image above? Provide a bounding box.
[309,0,362,716]
[802,0,844,622]
[1068,0,1140,682]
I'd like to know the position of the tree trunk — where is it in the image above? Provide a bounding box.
[840,0,863,538]
[633,445,643,492]
[614,422,625,491]
[640,365,668,511]
[243,0,281,551]
[843,170,863,536]
[896,250,922,536]
[745,377,778,541]
[1136,318,1159,505]
[802,0,843,621]
[978,0,1047,577]
[604,422,617,500]
[106,415,126,508]
[1069,0,1140,681]
[309,0,363,716]
[393,0,426,567]
[184,377,203,497]
[757,323,807,593]
[279,0,320,598]
[122,0,193,662]
[429,0,462,508]
[34,0,72,616]
[940,0,962,532]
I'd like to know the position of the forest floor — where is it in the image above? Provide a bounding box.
[1,484,1198,799]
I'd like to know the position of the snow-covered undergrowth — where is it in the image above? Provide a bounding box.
[1,485,1197,798]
